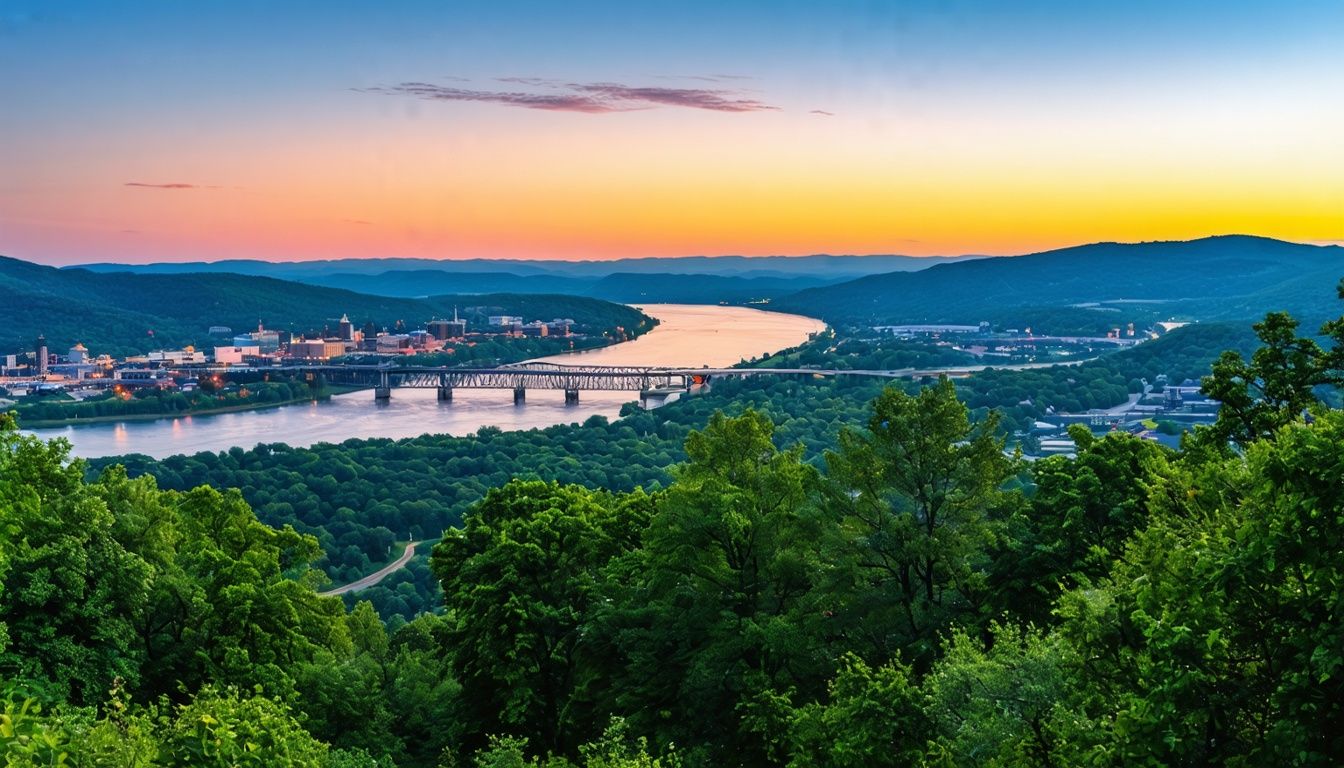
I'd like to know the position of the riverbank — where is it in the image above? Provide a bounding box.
[18,385,363,429]
[30,304,826,459]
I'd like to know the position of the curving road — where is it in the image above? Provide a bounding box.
[320,541,420,597]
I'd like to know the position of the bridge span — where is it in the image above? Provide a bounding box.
[202,359,1089,404]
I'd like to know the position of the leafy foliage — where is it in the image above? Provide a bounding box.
[431,481,652,755]
[5,301,1344,767]
[1200,288,1344,447]
[13,377,326,426]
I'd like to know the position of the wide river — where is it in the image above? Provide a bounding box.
[31,304,825,459]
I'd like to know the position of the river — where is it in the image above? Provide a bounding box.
[29,304,825,459]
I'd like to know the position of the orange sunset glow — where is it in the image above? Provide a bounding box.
[2,2,1340,264]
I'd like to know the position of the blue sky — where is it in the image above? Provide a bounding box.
[2,1,1340,263]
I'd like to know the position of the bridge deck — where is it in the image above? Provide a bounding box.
[194,358,1089,392]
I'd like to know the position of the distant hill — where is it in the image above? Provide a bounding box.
[75,253,968,282]
[303,270,596,298]
[773,236,1344,332]
[583,273,836,303]
[144,268,841,304]
[0,256,649,357]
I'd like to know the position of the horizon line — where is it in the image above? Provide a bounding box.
[17,233,1336,270]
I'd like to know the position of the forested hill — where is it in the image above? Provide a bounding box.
[774,235,1344,330]
[0,255,650,356]
[76,252,968,280]
[297,269,837,303]
[71,254,928,305]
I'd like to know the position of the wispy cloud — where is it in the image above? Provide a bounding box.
[359,78,778,114]
[124,182,199,189]
[654,74,755,83]
[573,83,776,112]
[810,109,835,116]
[494,76,564,87]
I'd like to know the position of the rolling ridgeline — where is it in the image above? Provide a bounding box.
[67,235,1344,335]
[7,235,1340,357]
[0,256,652,358]
[775,234,1344,332]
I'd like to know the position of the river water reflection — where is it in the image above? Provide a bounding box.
[30,304,825,459]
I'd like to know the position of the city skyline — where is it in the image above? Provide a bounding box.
[2,0,1341,265]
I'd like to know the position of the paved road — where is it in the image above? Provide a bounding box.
[1101,392,1145,415]
[320,541,419,597]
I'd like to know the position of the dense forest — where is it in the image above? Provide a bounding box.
[3,296,1344,765]
[85,321,1262,620]
[0,255,651,357]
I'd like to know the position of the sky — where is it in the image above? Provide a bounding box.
[1,1,1341,265]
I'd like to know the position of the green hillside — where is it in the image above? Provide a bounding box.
[775,236,1344,332]
[302,269,837,304]
[0,256,651,357]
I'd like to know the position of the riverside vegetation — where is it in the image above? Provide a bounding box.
[6,375,339,428]
[97,319,1260,620]
[2,294,1343,765]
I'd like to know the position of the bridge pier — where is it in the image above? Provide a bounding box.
[437,386,453,402]
[374,369,392,402]
[564,389,579,405]
[513,387,526,405]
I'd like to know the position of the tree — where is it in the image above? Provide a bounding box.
[468,718,681,768]
[172,485,348,695]
[992,427,1172,625]
[0,416,151,704]
[778,653,926,768]
[600,409,825,767]
[431,481,650,758]
[1051,410,1344,765]
[923,623,1097,767]
[162,685,330,767]
[822,379,1016,667]
[1201,287,1344,448]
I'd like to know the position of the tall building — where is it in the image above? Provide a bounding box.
[427,319,452,340]
[290,339,347,360]
[34,334,48,376]
[338,313,354,341]
[428,309,467,340]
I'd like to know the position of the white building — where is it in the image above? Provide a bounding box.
[139,348,208,365]
[213,345,261,365]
